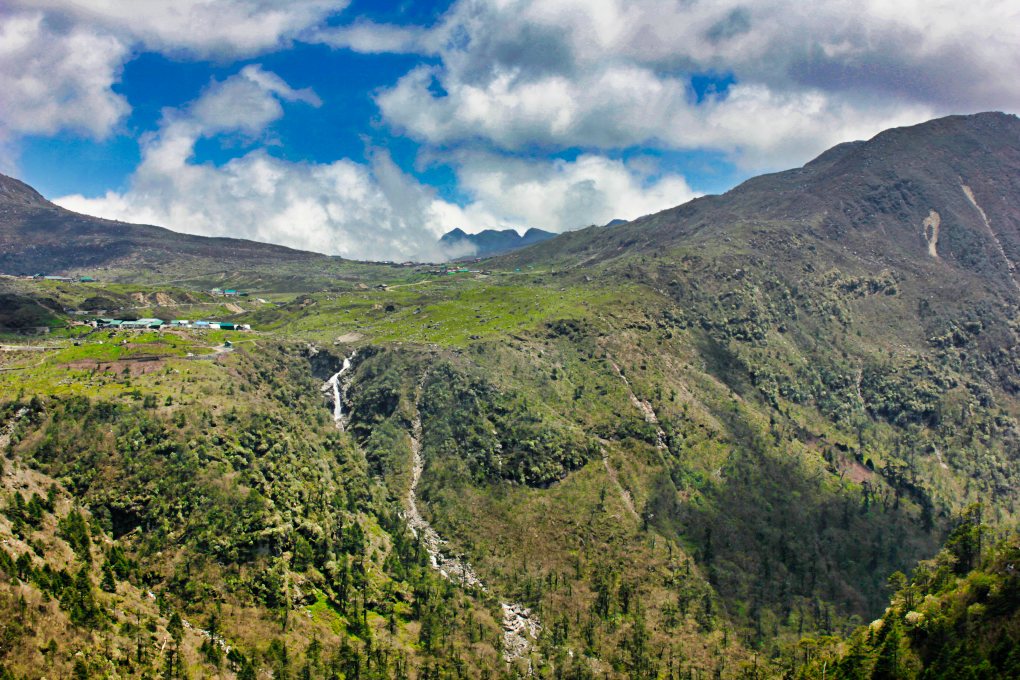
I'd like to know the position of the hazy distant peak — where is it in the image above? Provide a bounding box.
[438,227,556,259]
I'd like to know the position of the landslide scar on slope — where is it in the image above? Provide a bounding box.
[962,183,1020,292]
[922,210,941,258]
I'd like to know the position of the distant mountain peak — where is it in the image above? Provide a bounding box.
[439,227,556,259]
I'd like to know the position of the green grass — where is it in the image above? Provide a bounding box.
[307,592,348,635]
[253,274,648,346]
[0,329,231,401]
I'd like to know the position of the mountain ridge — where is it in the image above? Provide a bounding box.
[439,226,556,259]
[500,111,1020,296]
[0,173,325,276]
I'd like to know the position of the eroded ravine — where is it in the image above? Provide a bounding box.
[405,377,541,663]
[962,183,1020,292]
[405,400,485,589]
[318,356,541,661]
[610,359,668,450]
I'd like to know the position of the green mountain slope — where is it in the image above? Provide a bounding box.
[500,113,1020,290]
[2,112,1020,678]
[800,509,1020,679]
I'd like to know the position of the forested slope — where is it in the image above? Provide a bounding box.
[2,113,1020,678]
[800,509,1020,679]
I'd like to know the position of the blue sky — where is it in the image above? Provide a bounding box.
[2,1,1017,260]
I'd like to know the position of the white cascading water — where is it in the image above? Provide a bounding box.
[322,351,356,430]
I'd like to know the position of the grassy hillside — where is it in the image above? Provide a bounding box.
[3,244,1015,677]
[1,336,515,678]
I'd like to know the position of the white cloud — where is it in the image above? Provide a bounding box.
[355,0,1018,168]
[52,65,695,259]
[443,153,698,233]
[0,12,130,140]
[189,65,322,136]
[0,1,345,162]
[378,64,930,170]
[6,0,347,57]
[53,67,461,261]
[313,20,433,54]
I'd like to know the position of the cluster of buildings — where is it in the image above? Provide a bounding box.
[427,267,485,275]
[94,318,251,331]
[16,274,98,282]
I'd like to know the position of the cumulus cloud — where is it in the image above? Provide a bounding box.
[0,1,344,169]
[189,65,322,136]
[443,153,697,233]
[379,63,930,169]
[353,0,1018,168]
[0,12,130,140]
[54,67,461,261]
[53,64,694,260]
[6,0,347,57]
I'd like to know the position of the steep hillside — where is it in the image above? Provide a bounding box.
[0,339,522,678]
[3,112,1020,678]
[0,174,324,276]
[800,510,1020,679]
[503,112,1020,295]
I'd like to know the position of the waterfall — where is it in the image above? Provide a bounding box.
[322,351,356,430]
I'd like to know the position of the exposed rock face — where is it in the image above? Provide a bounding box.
[923,210,941,258]
[305,346,346,381]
